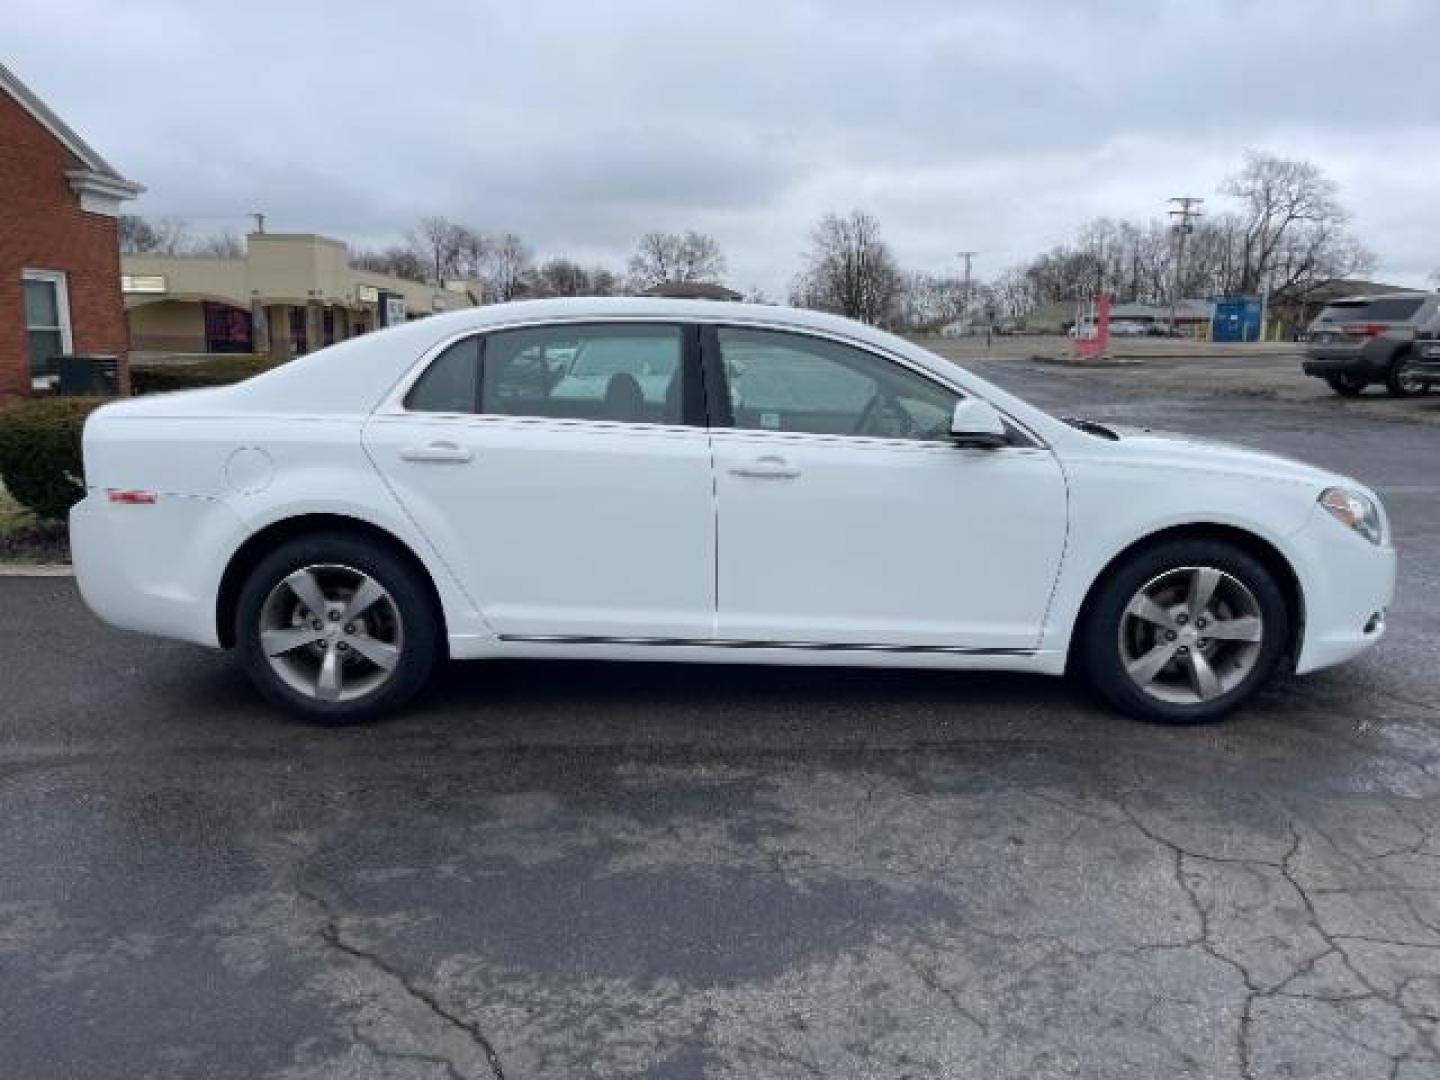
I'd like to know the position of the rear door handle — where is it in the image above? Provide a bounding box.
[399,441,473,464]
[729,455,800,480]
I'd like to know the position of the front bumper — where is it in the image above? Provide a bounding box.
[1289,503,1396,674]
[1406,343,1440,385]
[70,491,250,648]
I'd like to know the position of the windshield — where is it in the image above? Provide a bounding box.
[1313,297,1425,324]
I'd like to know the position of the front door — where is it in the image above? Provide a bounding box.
[708,326,1068,651]
[364,321,715,640]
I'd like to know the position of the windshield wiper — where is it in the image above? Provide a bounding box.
[1062,417,1120,441]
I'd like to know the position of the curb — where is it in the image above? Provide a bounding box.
[0,563,73,578]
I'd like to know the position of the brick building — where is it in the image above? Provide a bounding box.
[1,63,142,398]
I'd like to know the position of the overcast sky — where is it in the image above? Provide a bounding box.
[11,0,1439,295]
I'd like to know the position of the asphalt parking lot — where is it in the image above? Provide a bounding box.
[2,351,1438,1079]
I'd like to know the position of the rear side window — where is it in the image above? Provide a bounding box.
[482,324,684,424]
[1315,297,1425,323]
[405,336,479,412]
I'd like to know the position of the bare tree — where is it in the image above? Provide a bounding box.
[627,230,727,289]
[793,211,902,326]
[483,233,533,302]
[588,266,622,297]
[408,216,467,284]
[350,246,428,282]
[118,215,194,255]
[898,272,967,331]
[453,226,492,281]
[194,230,245,257]
[1222,151,1373,300]
[532,257,593,297]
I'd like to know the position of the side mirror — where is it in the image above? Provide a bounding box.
[949,398,1009,448]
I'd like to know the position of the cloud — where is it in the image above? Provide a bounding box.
[8,0,1438,293]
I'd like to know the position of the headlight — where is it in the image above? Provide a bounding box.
[1319,487,1383,545]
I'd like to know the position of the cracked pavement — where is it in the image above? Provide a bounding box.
[1,356,1437,1078]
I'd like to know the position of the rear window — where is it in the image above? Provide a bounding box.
[1314,297,1425,324]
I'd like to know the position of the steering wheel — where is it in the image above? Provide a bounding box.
[853,389,914,438]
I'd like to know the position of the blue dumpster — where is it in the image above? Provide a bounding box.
[1212,297,1263,343]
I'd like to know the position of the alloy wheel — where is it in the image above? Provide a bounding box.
[1118,566,1264,706]
[258,564,404,703]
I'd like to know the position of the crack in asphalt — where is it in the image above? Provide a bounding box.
[1118,800,1440,1076]
[302,886,508,1080]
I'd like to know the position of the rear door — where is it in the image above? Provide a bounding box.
[364,321,716,640]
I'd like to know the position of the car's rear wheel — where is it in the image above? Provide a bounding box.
[235,533,439,723]
[1078,539,1290,723]
[1325,373,1366,397]
[1386,356,1423,398]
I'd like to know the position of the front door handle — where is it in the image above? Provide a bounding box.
[399,441,473,464]
[729,455,800,480]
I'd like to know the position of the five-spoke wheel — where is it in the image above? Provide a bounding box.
[236,533,438,722]
[1119,567,1264,706]
[1079,539,1290,723]
[259,565,404,704]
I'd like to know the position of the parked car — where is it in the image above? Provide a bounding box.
[1300,292,1437,397]
[1407,329,1440,392]
[1109,320,1149,337]
[71,298,1394,726]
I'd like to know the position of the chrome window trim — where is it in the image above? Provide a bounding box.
[375,313,1047,449]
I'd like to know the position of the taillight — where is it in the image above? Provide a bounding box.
[1341,323,1389,338]
[107,490,158,505]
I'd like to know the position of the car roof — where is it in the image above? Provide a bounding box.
[1324,292,1432,303]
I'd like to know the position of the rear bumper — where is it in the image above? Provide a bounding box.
[70,491,249,648]
[1302,345,1369,379]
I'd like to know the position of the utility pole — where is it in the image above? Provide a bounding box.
[957,251,978,332]
[250,211,266,235]
[1167,197,1203,335]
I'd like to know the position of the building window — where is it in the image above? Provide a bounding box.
[23,269,73,384]
[202,302,253,354]
[289,306,308,355]
[322,307,335,347]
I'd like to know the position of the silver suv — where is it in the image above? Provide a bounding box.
[1301,292,1437,397]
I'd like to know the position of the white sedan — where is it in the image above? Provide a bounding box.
[71,299,1395,724]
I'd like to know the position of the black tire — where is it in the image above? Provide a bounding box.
[235,531,439,724]
[1325,373,1366,397]
[1385,354,1422,398]
[1077,538,1291,724]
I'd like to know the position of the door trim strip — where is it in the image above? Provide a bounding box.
[499,634,1033,656]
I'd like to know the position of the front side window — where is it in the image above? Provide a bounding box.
[23,270,72,380]
[484,324,684,424]
[716,327,958,441]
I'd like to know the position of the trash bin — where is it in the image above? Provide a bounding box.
[56,355,120,397]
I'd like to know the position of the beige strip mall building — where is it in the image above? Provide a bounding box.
[123,232,474,362]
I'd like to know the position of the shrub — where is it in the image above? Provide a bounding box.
[0,396,108,521]
[132,356,275,394]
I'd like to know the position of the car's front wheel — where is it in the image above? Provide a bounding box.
[1078,539,1290,723]
[235,532,439,723]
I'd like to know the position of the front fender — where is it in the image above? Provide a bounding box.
[1039,462,1316,660]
